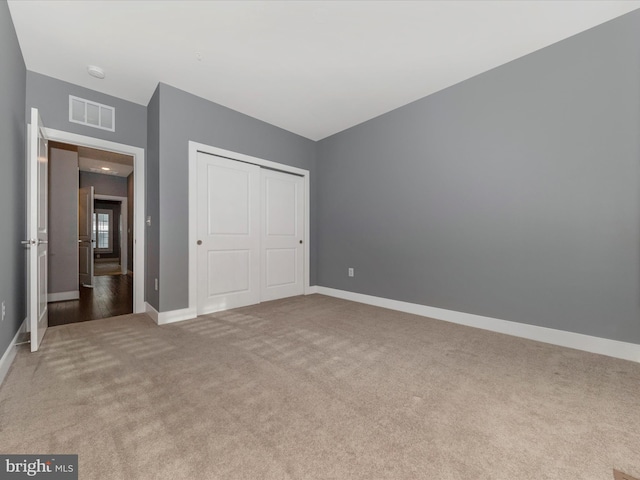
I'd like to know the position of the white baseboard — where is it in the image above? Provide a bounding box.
[48,290,79,302]
[145,302,197,325]
[306,286,319,295]
[157,307,197,325]
[315,287,640,364]
[145,302,159,323]
[0,318,26,387]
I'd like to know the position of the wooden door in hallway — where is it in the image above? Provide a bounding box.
[78,186,95,288]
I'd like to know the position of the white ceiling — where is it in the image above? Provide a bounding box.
[77,146,133,177]
[8,1,640,141]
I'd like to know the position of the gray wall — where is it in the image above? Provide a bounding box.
[317,10,640,344]
[146,87,160,309]
[48,146,79,294]
[26,72,146,149]
[154,83,317,312]
[0,0,26,357]
[79,171,128,197]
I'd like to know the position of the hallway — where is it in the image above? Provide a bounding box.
[48,275,133,327]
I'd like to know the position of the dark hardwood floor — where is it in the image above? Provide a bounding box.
[48,274,133,327]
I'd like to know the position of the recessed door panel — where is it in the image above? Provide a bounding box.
[266,248,297,287]
[38,249,47,316]
[265,177,296,236]
[208,250,250,295]
[207,165,250,235]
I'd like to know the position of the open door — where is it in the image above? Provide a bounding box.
[25,108,49,352]
[78,186,95,288]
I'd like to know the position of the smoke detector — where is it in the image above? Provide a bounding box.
[87,65,105,79]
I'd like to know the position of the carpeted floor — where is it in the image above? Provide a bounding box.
[0,294,638,479]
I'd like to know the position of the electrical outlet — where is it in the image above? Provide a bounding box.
[1,301,5,322]
[348,268,354,277]
[155,278,158,291]
[614,469,640,480]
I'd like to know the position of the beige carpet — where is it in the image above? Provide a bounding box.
[0,294,638,479]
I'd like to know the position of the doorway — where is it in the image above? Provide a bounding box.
[44,127,145,314]
[48,141,133,325]
[93,195,129,277]
[46,137,141,326]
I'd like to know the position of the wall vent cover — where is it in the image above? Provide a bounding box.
[69,95,115,132]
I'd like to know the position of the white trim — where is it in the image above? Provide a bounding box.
[94,194,128,274]
[157,307,197,325]
[0,318,26,387]
[188,141,311,314]
[303,174,310,295]
[43,128,145,314]
[315,287,640,364]
[145,302,159,323]
[145,302,196,326]
[307,286,319,295]
[48,291,79,302]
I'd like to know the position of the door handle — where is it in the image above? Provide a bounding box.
[37,240,48,245]
[21,239,36,246]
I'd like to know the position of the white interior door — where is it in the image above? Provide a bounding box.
[78,186,94,287]
[26,108,49,352]
[261,169,305,301]
[196,152,260,314]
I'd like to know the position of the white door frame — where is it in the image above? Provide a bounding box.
[94,194,128,275]
[188,141,311,314]
[43,127,145,314]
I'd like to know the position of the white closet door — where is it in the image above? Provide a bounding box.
[261,169,304,301]
[196,152,260,314]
